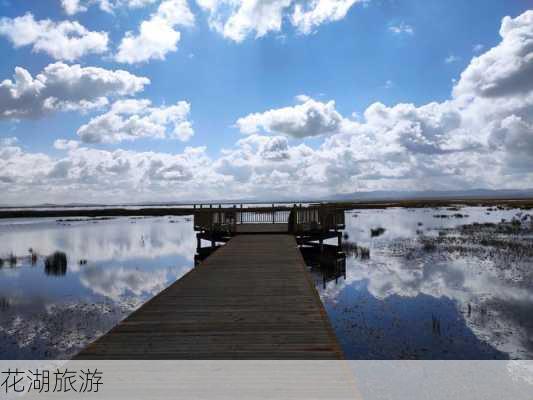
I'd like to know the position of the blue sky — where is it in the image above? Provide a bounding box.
[0,1,532,203]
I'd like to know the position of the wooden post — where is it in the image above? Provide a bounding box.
[209,204,213,231]
[272,203,275,224]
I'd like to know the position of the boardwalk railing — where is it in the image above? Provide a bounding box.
[194,205,345,234]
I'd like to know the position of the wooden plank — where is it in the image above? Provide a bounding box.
[234,223,288,234]
[75,234,342,360]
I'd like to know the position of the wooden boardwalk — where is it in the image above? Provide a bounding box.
[76,234,342,359]
[235,223,288,234]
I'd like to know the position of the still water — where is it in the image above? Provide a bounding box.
[0,207,532,359]
[320,206,533,360]
[0,216,196,359]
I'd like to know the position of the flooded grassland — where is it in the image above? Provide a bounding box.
[322,206,533,359]
[0,206,532,360]
[0,216,196,359]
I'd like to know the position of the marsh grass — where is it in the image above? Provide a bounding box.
[342,241,370,259]
[421,238,437,252]
[45,251,67,276]
[8,253,17,267]
[370,227,386,237]
[431,314,442,336]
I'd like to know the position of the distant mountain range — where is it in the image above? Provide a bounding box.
[328,189,533,202]
[2,189,533,208]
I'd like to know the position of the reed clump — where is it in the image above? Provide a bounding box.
[370,227,386,237]
[8,253,17,267]
[342,241,370,259]
[45,251,67,276]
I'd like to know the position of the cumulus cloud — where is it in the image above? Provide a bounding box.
[236,98,346,138]
[0,13,108,61]
[77,99,194,143]
[196,0,362,42]
[0,62,149,119]
[223,11,533,194]
[0,140,224,204]
[115,0,195,64]
[2,10,533,202]
[54,139,80,150]
[453,11,533,99]
[292,0,360,34]
[61,0,88,14]
[196,0,291,42]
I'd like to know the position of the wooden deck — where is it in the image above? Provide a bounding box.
[76,234,342,360]
[234,223,288,234]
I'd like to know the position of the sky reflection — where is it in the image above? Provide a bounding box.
[319,207,533,359]
[1,208,532,360]
[0,216,196,359]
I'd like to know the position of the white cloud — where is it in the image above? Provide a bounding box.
[77,99,194,143]
[115,0,195,64]
[196,0,291,42]
[196,0,362,42]
[236,98,346,138]
[453,11,533,99]
[473,43,484,53]
[445,54,460,64]
[61,0,88,15]
[2,11,533,202]
[54,139,80,150]
[291,0,359,34]
[217,11,533,196]
[60,0,158,15]
[388,22,414,35]
[0,140,225,204]
[0,13,108,61]
[0,136,18,146]
[0,62,150,119]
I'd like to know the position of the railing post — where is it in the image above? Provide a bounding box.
[272,203,275,224]
[209,204,213,231]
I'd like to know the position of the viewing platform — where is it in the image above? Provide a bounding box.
[194,204,345,247]
[76,206,347,360]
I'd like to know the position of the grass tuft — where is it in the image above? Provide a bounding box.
[45,251,67,276]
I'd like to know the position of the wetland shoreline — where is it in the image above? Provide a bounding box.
[1,198,532,219]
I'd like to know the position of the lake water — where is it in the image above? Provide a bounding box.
[0,207,532,359]
[0,216,196,359]
[321,206,533,360]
